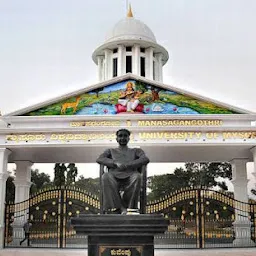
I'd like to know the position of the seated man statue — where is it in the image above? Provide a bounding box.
[96,129,150,214]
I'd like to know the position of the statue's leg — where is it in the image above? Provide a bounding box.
[131,100,139,110]
[102,172,122,212]
[123,172,141,209]
[126,101,132,111]
[118,99,128,106]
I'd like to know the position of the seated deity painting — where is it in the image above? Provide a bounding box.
[23,79,238,116]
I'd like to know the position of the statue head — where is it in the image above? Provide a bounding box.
[116,129,131,146]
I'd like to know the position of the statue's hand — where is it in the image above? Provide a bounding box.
[116,164,127,171]
[113,162,127,171]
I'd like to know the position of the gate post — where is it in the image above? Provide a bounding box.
[12,161,33,246]
[0,148,11,249]
[231,159,255,247]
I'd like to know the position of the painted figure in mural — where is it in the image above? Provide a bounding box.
[60,96,81,115]
[118,82,141,112]
[96,129,149,214]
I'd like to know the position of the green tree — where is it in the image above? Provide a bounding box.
[92,88,104,98]
[53,163,66,187]
[147,162,232,201]
[185,162,231,189]
[149,85,162,101]
[66,163,78,185]
[75,176,100,196]
[30,169,51,194]
[53,163,78,187]
[135,81,147,93]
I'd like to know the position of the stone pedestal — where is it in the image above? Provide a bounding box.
[233,220,255,247]
[71,214,169,256]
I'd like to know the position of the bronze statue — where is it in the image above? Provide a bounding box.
[96,129,149,214]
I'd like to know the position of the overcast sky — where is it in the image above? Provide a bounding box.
[1,0,256,194]
[1,0,256,114]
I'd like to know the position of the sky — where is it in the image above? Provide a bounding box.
[1,0,256,195]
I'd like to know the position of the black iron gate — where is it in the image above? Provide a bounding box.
[148,188,256,248]
[4,186,99,248]
[4,187,256,248]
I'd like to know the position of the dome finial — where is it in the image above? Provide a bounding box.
[127,3,133,18]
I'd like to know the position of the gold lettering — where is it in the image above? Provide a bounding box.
[58,134,66,141]
[50,134,58,140]
[207,120,215,125]
[6,130,256,144]
[195,132,202,139]
[74,134,82,140]
[177,132,185,139]
[111,249,116,255]
[206,132,213,139]
[137,119,223,126]
[70,122,84,127]
[70,121,122,127]
[138,121,145,126]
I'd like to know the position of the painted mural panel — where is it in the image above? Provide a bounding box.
[23,80,238,116]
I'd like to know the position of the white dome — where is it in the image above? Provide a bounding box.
[105,17,157,43]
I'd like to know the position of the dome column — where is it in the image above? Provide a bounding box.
[155,53,163,82]
[104,49,112,80]
[132,44,140,76]
[145,47,154,80]
[118,45,125,76]
[97,56,104,82]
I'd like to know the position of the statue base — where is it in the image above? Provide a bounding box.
[71,214,169,256]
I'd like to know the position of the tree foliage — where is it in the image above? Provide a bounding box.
[135,81,147,93]
[30,169,52,194]
[147,162,232,201]
[92,87,104,98]
[66,163,78,185]
[53,163,78,187]
[75,176,100,196]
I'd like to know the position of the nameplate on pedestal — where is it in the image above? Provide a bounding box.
[99,245,142,256]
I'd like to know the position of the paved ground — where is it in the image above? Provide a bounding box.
[1,248,256,256]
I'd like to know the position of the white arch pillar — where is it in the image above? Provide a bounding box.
[231,158,254,246]
[0,148,11,248]
[12,161,33,246]
[14,161,33,204]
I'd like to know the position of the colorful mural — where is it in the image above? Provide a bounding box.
[23,80,239,116]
